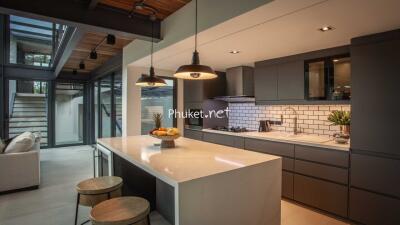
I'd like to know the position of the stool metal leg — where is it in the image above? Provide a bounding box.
[147,214,151,225]
[74,193,80,225]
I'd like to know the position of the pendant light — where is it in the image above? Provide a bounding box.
[136,21,167,87]
[174,0,217,80]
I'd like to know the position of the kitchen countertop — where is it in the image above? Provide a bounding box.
[202,129,350,151]
[97,135,280,186]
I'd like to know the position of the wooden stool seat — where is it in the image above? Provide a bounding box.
[90,197,150,225]
[76,176,123,195]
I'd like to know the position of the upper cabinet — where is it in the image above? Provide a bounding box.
[305,55,351,101]
[254,46,350,105]
[255,60,304,102]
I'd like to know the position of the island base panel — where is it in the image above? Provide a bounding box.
[178,159,282,225]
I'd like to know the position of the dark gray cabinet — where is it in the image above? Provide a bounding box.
[348,30,400,224]
[349,188,400,225]
[277,61,304,100]
[282,171,294,199]
[294,159,348,185]
[254,46,350,105]
[294,174,348,217]
[202,132,244,149]
[254,61,304,102]
[244,138,294,157]
[254,64,278,101]
[351,154,400,198]
[295,145,349,168]
[183,129,203,141]
[350,33,400,155]
[244,138,295,200]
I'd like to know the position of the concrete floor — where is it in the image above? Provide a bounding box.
[0,145,350,225]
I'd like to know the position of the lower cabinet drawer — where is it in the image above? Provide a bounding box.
[282,171,294,199]
[349,188,400,225]
[295,160,348,184]
[184,129,203,141]
[295,145,349,168]
[294,174,348,217]
[245,138,295,157]
[202,132,244,149]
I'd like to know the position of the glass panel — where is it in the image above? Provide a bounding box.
[55,82,84,145]
[9,15,53,67]
[307,61,325,100]
[332,57,351,100]
[94,82,99,139]
[114,74,122,137]
[100,77,112,138]
[141,79,175,135]
[8,80,48,146]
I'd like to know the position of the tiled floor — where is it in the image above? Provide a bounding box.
[0,146,351,225]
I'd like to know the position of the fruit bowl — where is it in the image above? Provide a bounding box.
[149,128,180,148]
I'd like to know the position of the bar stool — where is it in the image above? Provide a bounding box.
[90,197,151,225]
[74,176,123,225]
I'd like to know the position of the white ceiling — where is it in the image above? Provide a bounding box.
[130,0,400,71]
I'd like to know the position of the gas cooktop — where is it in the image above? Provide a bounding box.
[211,126,253,133]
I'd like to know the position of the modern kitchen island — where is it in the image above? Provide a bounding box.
[97,135,281,225]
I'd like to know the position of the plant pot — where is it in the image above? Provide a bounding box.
[340,125,350,135]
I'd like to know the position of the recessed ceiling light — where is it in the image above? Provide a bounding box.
[333,59,340,62]
[229,50,240,54]
[319,26,334,32]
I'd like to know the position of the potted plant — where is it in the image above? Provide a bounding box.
[327,110,351,143]
[153,113,163,129]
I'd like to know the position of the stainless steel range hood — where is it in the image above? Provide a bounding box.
[213,66,255,103]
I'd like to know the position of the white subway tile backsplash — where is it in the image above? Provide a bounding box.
[228,103,351,137]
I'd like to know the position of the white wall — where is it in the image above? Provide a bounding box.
[122,66,184,136]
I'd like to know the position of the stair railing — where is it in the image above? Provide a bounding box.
[9,92,16,118]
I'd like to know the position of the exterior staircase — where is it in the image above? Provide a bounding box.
[9,93,48,145]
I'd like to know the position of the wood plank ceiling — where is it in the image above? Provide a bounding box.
[99,0,191,20]
[63,0,190,74]
[63,32,133,74]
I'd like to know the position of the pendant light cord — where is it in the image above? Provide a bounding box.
[151,21,154,68]
[195,0,198,52]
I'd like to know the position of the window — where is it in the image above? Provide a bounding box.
[141,78,177,134]
[114,74,122,136]
[8,15,68,68]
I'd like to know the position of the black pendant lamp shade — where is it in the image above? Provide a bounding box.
[136,67,167,87]
[174,0,217,80]
[135,21,166,87]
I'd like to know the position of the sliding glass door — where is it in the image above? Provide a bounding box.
[93,71,123,141]
[54,82,85,146]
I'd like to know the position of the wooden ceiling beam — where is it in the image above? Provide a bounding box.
[0,0,161,41]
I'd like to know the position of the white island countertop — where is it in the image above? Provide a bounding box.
[97,135,280,186]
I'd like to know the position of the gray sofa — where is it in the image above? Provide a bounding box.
[0,133,40,193]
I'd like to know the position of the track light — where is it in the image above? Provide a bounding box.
[107,34,116,45]
[90,51,98,60]
[79,61,85,70]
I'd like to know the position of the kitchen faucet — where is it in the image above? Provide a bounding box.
[282,107,299,135]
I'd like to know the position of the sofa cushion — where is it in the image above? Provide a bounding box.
[4,132,35,154]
